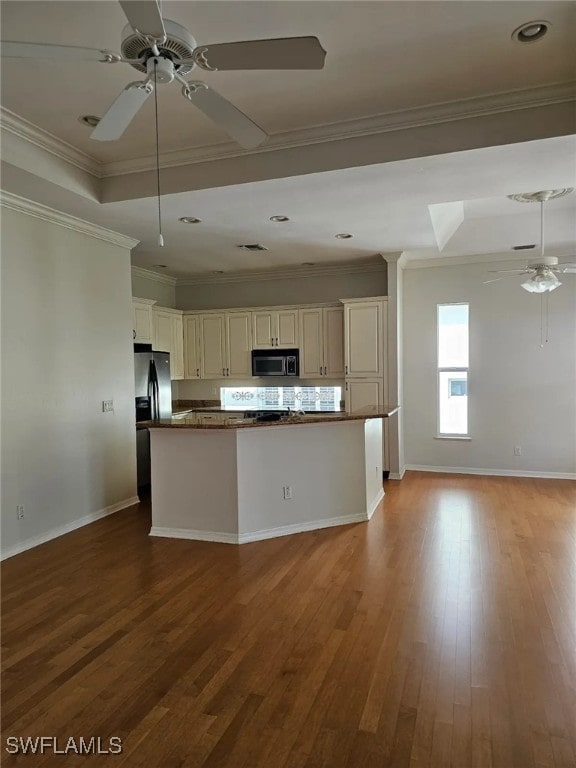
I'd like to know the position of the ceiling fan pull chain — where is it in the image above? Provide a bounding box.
[545,292,550,344]
[154,59,164,247]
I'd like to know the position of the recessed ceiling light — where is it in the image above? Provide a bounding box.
[153,264,167,268]
[301,262,315,266]
[512,20,550,43]
[179,216,202,224]
[270,215,290,222]
[237,243,269,251]
[78,115,100,128]
[335,233,353,239]
[212,270,225,274]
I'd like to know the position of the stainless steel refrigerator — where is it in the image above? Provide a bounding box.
[134,346,171,489]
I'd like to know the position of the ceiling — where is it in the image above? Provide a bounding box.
[1,1,576,278]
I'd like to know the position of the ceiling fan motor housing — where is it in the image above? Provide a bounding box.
[121,19,196,76]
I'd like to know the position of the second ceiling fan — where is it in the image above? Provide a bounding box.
[1,0,327,149]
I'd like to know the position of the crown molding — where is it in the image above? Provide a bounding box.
[0,106,102,178]
[131,265,178,286]
[172,259,387,287]
[102,80,576,177]
[3,81,574,182]
[0,191,139,249]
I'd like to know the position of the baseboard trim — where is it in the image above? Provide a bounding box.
[388,468,406,481]
[404,465,576,480]
[366,488,385,520]
[0,496,140,561]
[150,510,373,545]
[149,527,239,544]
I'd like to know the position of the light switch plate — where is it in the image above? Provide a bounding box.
[102,400,114,413]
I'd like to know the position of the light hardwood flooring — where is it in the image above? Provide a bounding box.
[2,472,575,767]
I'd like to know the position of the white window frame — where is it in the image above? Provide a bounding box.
[436,302,470,439]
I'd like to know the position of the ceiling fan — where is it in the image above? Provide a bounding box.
[0,0,327,149]
[484,189,576,293]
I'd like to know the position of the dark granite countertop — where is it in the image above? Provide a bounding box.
[144,405,399,430]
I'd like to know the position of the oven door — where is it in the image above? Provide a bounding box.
[252,353,286,377]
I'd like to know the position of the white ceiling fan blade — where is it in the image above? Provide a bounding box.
[483,276,520,284]
[557,266,576,273]
[119,0,165,39]
[180,81,267,149]
[486,269,531,274]
[91,81,153,141]
[192,37,326,71]
[0,41,120,62]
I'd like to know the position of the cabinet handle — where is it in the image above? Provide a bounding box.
[345,365,348,374]
[320,366,323,375]
[276,337,279,346]
[324,366,327,375]
[345,382,348,391]
[133,329,136,340]
[196,368,200,377]
[226,368,229,376]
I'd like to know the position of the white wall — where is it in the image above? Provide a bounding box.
[1,206,138,558]
[403,261,576,476]
[176,268,387,310]
[131,269,175,307]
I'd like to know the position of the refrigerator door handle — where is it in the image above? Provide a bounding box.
[150,359,160,419]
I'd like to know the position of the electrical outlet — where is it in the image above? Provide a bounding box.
[283,486,293,500]
[514,446,522,456]
[16,505,24,519]
[102,400,114,413]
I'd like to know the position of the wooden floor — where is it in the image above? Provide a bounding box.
[2,472,575,768]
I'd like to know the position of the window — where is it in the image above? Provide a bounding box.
[437,303,469,436]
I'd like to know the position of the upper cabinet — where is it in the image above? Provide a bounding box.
[343,299,386,378]
[183,315,201,380]
[185,311,252,379]
[252,309,299,349]
[226,312,252,378]
[132,298,156,343]
[152,306,184,380]
[299,306,344,379]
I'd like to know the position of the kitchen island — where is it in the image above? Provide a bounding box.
[147,406,398,544]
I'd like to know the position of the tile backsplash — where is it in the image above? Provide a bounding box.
[221,386,342,411]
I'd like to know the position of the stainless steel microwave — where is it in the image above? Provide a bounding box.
[251,349,299,377]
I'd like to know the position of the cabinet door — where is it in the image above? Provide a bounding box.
[345,302,383,377]
[133,301,152,343]
[152,309,174,354]
[276,309,299,348]
[323,307,344,379]
[171,314,184,380]
[252,311,275,348]
[299,308,323,378]
[183,316,200,379]
[345,378,383,413]
[226,312,252,378]
[200,314,226,379]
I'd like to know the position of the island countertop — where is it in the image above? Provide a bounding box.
[144,405,399,430]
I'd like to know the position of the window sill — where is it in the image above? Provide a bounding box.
[435,435,472,441]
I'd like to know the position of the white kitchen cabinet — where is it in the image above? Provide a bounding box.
[345,378,384,413]
[152,307,184,380]
[299,306,344,379]
[184,311,252,379]
[226,312,252,378]
[199,313,227,379]
[343,298,386,378]
[252,309,298,349]
[183,315,201,379]
[132,298,156,343]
